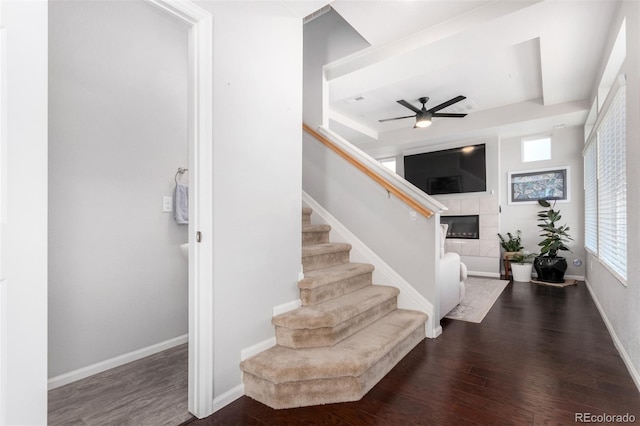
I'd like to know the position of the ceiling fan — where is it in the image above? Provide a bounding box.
[379,96,468,128]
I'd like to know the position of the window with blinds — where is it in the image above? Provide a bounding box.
[597,85,626,282]
[583,141,597,254]
[583,75,627,285]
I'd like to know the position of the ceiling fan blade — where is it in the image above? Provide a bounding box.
[431,113,467,118]
[396,99,422,114]
[428,95,466,113]
[379,115,416,122]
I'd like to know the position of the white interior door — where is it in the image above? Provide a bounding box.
[146,0,215,418]
[0,1,49,424]
[0,20,6,421]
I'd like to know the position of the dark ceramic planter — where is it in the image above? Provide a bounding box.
[534,256,568,283]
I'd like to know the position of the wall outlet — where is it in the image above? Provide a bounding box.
[162,196,173,212]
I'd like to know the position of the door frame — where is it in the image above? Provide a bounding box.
[146,0,214,418]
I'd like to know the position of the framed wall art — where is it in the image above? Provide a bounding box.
[508,166,570,204]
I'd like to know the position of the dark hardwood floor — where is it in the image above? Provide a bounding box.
[187,280,640,425]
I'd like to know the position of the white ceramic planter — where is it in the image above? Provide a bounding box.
[511,263,533,282]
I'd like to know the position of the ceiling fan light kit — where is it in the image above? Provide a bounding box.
[414,111,432,128]
[379,95,468,129]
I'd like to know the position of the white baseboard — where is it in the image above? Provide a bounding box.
[585,279,640,393]
[273,299,301,317]
[565,274,586,281]
[429,324,443,338]
[48,334,189,390]
[470,272,585,281]
[212,383,245,413]
[469,271,501,278]
[240,337,276,361]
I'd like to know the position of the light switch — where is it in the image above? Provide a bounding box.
[163,196,173,212]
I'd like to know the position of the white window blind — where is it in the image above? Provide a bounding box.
[583,140,597,254]
[597,83,626,281]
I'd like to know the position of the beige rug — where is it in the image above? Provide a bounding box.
[531,278,578,287]
[445,277,509,323]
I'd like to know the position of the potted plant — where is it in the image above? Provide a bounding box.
[534,199,573,283]
[497,230,523,259]
[510,252,536,282]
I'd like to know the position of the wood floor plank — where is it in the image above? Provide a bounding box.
[48,343,192,426]
[48,281,640,425]
[186,281,640,425]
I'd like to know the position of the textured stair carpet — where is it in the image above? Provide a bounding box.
[241,310,426,409]
[240,207,427,409]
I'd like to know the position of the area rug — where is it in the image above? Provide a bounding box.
[531,278,578,287]
[445,277,509,323]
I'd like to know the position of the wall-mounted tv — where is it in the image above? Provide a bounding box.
[404,144,486,195]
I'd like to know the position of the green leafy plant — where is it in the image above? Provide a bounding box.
[537,199,573,258]
[510,252,537,264]
[497,230,523,252]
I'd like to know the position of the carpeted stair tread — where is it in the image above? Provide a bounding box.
[302,207,313,225]
[240,207,429,409]
[299,263,374,290]
[302,242,351,257]
[241,309,427,384]
[302,224,331,233]
[302,242,352,271]
[302,224,331,246]
[273,285,398,329]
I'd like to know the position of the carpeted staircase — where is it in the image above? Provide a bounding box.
[239,207,427,409]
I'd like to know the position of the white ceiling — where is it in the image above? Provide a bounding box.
[315,0,619,155]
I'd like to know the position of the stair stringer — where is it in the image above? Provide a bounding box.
[302,191,441,338]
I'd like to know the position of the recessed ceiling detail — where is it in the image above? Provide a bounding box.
[320,0,617,148]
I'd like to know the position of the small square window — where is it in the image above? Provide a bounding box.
[522,137,551,162]
[379,158,396,173]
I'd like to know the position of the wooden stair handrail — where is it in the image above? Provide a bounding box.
[303,123,434,219]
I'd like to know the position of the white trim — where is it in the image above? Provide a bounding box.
[431,325,443,338]
[469,272,584,280]
[145,0,214,419]
[47,334,189,391]
[212,384,244,412]
[0,279,6,424]
[0,22,6,424]
[564,274,585,281]
[240,337,277,362]
[273,299,302,317]
[585,279,640,393]
[302,192,439,338]
[468,271,501,279]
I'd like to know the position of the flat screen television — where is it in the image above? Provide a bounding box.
[404,144,486,195]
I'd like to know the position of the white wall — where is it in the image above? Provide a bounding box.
[303,8,369,127]
[194,1,303,398]
[586,1,640,390]
[302,132,440,317]
[499,125,586,279]
[0,1,49,424]
[48,1,189,377]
